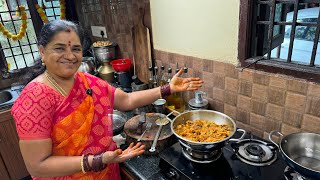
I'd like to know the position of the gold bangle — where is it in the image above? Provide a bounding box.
[81,154,86,174]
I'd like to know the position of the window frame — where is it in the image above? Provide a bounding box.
[0,0,57,79]
[238,0,320,83]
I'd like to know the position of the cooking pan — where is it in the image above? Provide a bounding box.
[167,110,246,152]
[110,110,127,136]
[269,131,320,179]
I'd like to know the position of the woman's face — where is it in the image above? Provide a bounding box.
[40,30,82,78]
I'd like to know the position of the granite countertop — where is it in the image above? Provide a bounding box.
[119,110,169,180]
[120,154,167,180]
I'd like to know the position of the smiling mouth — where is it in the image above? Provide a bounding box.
[60,61,78,65]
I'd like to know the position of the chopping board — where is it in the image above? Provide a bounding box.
[124,113,175,154]
[132,8,152,83]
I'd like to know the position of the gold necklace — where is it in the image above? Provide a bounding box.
[44,71,67,96]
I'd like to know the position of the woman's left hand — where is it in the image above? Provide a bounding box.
[170,68,203,93]
[102,142,145,164]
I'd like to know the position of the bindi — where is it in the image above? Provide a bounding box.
[68,41,71,46]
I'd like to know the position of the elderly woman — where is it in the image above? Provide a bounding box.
[11,20,203,179]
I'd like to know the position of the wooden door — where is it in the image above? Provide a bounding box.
[0,110,29,180]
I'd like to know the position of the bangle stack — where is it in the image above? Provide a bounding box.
[92,153,106,172]
[83,154,92,173]
[160,84,171,98]
[81,153,106,173]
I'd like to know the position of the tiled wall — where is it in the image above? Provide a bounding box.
[155,50,320,139]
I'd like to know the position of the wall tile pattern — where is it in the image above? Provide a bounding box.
[155,50,320,139]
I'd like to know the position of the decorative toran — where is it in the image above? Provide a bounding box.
[0,6,27,41]
[0,0,66,41]
[35,0,66,23]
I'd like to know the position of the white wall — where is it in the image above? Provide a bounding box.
[150,0,240,65]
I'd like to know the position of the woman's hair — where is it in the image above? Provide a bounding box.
[22,20,84,85]
[38,19,84,47]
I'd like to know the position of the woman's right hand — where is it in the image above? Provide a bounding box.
[102,142,145,164]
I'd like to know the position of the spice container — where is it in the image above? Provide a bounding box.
[188,91,208,110]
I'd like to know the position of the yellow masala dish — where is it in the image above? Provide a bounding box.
[174,120,231,142]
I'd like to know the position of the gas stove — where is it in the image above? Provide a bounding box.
[159,132,288,180]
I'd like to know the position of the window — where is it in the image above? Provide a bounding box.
[0,0,61,72]
[239,0,320,82]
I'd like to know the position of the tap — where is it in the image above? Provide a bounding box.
[1,68,10,79]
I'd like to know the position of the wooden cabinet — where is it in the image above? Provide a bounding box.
[120,165,135,180]
[0,109,29,180]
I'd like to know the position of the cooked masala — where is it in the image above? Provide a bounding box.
[174,120,231,142]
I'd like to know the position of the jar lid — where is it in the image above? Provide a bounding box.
[188,98,208,108]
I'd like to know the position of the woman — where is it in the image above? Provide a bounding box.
[11,20,203,179]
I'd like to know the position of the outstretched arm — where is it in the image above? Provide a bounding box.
[114,68,203,111]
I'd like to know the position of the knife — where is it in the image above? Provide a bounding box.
[136,112,146,135]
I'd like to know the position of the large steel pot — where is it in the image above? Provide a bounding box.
[169,110,246,152]
[269,131,320,179]
[91,43,116,62]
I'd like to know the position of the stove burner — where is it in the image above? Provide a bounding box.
[284,166,312,180]
[232,139,277,166]
[181,147,222,163]
[245,144,265,157]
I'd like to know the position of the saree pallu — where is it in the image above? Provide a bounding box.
[40,73,119,180]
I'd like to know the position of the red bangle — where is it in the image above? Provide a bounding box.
[160,84,171,97]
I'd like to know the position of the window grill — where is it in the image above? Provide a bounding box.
[0,0,61,71]
[251,0,320,67]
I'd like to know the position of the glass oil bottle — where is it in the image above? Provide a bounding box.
[153,66,158,87]
[148,66,154,89]
[172,64,186,112]
[162,67,175,109]
[158,65,165,86]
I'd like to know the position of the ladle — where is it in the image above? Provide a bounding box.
[149,112,173,152]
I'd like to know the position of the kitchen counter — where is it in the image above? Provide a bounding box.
[120,154,167,180]
[119,110,168,180]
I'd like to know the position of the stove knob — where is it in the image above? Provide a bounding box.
[167,168,180,179]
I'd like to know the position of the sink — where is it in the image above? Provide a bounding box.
[0,91,13,104]
[0,86,22,111]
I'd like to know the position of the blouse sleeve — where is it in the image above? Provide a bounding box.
[11,82,57,140]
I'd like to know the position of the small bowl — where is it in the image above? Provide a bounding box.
[110,59,132,72]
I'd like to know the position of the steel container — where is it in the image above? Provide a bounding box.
[92,44,116,62]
